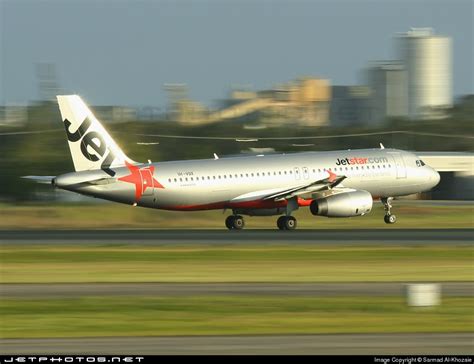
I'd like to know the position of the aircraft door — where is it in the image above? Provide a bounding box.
[294,167,301,180]
[139,169,155,196]
[392,153,407,179]
[302,167,309,180]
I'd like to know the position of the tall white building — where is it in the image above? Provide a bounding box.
[398,28,452,120]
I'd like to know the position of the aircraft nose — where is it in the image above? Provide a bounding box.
[431,168,441,187]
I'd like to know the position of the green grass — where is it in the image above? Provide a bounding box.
[1,245,473,283]
[0,201,472,229]
[1,296,472,338]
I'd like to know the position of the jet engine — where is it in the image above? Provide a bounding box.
[310,190,373,217]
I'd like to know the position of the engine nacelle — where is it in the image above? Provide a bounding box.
[310,190,373,217]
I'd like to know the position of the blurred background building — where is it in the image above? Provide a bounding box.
[330,85,372,127]
[398,28,452,120]
[367,61,408,125]
[365,28,452,125]
[168,78,331,127]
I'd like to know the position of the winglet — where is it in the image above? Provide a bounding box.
[213,153,219,160]
[380,143,385,149]
[325,169,337,183]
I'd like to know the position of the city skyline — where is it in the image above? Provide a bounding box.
[1,0,472,107]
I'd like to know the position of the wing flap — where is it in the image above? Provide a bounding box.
[264,174,346,201]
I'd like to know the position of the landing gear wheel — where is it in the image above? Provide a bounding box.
[277,216,286,230]
[384,214,397,224]
[381,197,396,225]
[284,216,297,230]
[232,215,245,230]
[225,216,235,230]
[277,216,297,230]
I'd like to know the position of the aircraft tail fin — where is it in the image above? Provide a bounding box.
[57,95,135,176]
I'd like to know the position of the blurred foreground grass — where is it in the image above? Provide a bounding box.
[1,245,472,283]
[1,296,472,338]
[0,201,473,229]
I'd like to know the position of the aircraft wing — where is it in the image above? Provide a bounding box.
[231,170,346,203]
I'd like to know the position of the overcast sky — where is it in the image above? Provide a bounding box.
[1,0,472,107]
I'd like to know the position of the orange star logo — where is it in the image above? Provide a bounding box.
[325,169,337,182]
[118,161,164,202]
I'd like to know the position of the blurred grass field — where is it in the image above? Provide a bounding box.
[1,244,473,283]
[1,296,473,338]
[0,201,473,229]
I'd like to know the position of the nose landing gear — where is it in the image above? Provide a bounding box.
[381,197,397,224]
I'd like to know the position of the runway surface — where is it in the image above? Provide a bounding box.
[2,282,473,298]
[2,333,473,354]
[0,228,472,245]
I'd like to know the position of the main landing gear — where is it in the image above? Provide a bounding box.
[225,215,298,230]
[225,215,245,230]
[277,216,297,230]
[381,197,397,224]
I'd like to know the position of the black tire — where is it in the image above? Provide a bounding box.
[232,216,245,230]
[225,216,235,230]
[384,214,397,224]
[284,216,297,230]
[277,216,287,230]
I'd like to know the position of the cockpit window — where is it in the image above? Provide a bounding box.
[415,160,426,167]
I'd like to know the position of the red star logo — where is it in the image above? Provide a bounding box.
[118,161,164,202]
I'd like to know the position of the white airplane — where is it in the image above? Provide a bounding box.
[26,95,440,230]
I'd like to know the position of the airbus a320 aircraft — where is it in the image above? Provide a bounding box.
[26,95,440,230]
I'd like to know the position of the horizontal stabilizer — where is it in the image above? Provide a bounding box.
[21,176,55,184]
